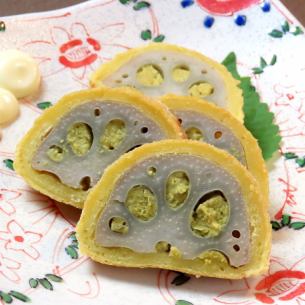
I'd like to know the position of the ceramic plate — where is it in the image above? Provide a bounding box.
[1,1,305,304]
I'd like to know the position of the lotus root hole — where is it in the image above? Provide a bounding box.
[166,171,190,209]
[147,166,157,177]
[80,176,91,191]
[136,64,164,87]
[232,230,241,238]
[214,131,222,139]
[141,127,148,134]
[172,65,190,83]
[109,216,129,234]
[188,81,214,98]
[233,244,240,252]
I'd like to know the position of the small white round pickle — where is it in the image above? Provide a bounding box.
[0,49,41,98]
[0,87,20,124]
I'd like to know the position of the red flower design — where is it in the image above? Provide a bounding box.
[22,21,127,81]
[54,23,101,70]
[0,189,21,216]
[0,220,42,259]
[273,84,305,107]
[271,84,305,154]
[0,252,21,283]
[214,258,305,305]
[196,0,260,16]
[255,270,305,303]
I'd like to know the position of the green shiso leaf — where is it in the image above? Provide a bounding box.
[222,52,281,160]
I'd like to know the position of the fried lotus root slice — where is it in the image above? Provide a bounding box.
[162,95,269,203]
[90,43,244,121]
[15,88,183,208]
[77,140,271,279]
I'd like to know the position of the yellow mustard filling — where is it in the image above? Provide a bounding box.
[125,185,157,221]
[155,241,171,253]
[47,145,65,162]
[198,250,228,266]
[185,127,204,141]
[155,242,182,258]
[169,246,182,258]
[136,64,164,87]
[147,166,157,177]
[109,216,129,234]
[172,66,190,83]
[67,122,93,156]
[191,195,229,238]
[166,171,190,209]
[100,119,126,151]
[188,82,214,98]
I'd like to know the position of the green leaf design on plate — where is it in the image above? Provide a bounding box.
[281,214,291,226]
[0,291,13,304]
[153,34,165,43]
[222,52,281,160]
[171,273,191,286]
[271,221,281,231]
[9,291,30,302]
[140,29,152,40]
[71,242,79,249]
[65,245,79,259]
[252,67,264,74]
[176,300,193,305]
[133,1,150,10]
[269,29,283,38]
[282,21,290,33]
[270,54,277,66]
[39,278,53,290]
[45,274,63,282]
[69,231,77,241]
[65,232,79,259]
[37,101,52,110]
[296,158,305,167]
[284,152,297,159]
[289,222,305,230]
[260,57,267,69]
[3,159,14,171]
[119,0,131,4]
[292,26,304,36]
[29,277,39,288]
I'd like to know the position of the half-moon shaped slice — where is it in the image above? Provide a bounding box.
[15,88,184,208]
[77,140,271,279]
[161,94,268,204]
[90,43,243,121]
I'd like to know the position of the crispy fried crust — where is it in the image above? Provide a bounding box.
[77,140,271,279]
[90,43,244,121]
[14,88,184,209]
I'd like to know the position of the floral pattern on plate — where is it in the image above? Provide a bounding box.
[0,0,305,304]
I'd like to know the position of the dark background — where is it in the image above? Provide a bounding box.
[0,0,304,25]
